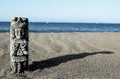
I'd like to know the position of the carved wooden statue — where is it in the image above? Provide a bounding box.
[10,17,29,73]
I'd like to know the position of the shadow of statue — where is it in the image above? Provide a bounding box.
[28,51,114,71]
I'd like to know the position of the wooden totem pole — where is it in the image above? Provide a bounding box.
[10,17,29,73]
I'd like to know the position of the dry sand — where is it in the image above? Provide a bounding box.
[0,32,120,79]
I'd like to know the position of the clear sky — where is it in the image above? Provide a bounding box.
[0,0,120,23]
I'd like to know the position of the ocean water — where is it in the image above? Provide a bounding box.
[0,22,120,32]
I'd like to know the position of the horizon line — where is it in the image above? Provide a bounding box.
[0,21,120,24]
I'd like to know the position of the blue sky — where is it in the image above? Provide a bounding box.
[0,0,120,23]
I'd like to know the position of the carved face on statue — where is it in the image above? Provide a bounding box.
[15,29,25,39]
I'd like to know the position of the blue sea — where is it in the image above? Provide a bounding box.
[0,22,120,32]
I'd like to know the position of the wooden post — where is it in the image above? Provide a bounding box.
[10,17,29,73]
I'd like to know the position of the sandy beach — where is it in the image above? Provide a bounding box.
[0,32,120,79]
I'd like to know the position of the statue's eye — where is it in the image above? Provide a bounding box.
[21,31,24,35]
